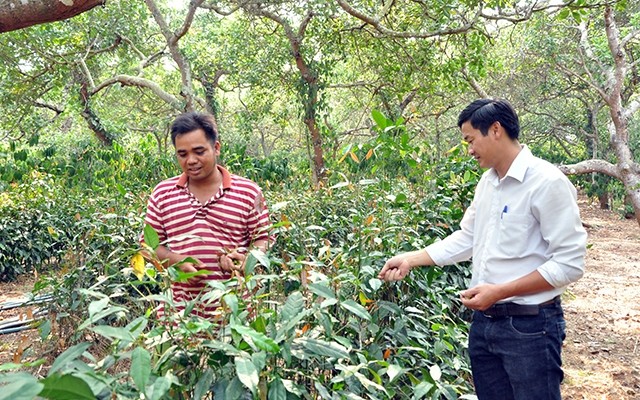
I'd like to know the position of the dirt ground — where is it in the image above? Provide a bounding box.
[0,196,639,398]
[562,196,640,400]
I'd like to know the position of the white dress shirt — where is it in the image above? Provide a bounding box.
[426,145,587,305]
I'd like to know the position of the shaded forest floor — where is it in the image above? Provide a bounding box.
[0,196,638,398]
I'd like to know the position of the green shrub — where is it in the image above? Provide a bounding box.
[0,117,480,399]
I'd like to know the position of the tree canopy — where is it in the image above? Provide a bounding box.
[0,0,638,222]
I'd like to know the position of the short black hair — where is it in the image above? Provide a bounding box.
[170,112,219,146]
[457,99,520,140]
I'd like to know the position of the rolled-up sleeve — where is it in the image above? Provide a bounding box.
[533,177,587,287]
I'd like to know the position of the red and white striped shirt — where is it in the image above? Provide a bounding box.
[143,165,271,319]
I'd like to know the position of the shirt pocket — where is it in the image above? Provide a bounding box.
[497,213,534,257]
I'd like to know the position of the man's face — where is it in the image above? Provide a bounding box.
[461,121,496,170]
[174,128,220,183]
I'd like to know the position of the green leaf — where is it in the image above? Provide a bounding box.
[90,325,135,342]
[250,249,270,269]
[369,278,382,291]
[244,252,258,275]
[0,372,44,400]
[130,347,151,391]
[143,224,160,249]
[146,376,172,400]
[386,364,405,382]
[193,369,214,400]
[225,376,246,399]
[281,292,304,321]
[429,364,442,381]
[126,316,148,339]
[371,109,388,129]
[233,325,280,353]
[88,297,110,319]
[296,337,350,359]
[39,319,51,340]
[0,363,23,372]
[235,356,259,395]
[557,8,570,20]
[308,282,336,299]
[268,377,286,400]
[39,374,95,399]
[340,299,371,321]
[334,364,388,394]
[116,183,126,196]
[48,342,91,375]
[414,381,435,399]
[78,305,128,330]
[313,381,331,399]
[223,293,239,315]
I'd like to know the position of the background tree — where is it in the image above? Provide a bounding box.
[555,5,640,225]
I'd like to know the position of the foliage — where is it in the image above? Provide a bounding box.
[0,126,479,398]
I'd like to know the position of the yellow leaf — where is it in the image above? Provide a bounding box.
[47,226,56,235]
[365,215,374,226]
[365,148,374,160]
[130,252,145,280]
[349,151,360,163]
[358,291,372,306]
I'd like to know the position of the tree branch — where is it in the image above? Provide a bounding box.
[144,0,205,111]
[461,66,488,98]
[0,0,105,33]
[335,0,479,39]
[91,74,184,110]
[604,5,628,142]
[558,159,619,179]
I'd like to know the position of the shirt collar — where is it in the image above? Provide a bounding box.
[490,144,532,184]
[175,165,232,189]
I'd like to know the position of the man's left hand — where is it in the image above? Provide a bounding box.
[220,249,246,273]
[459,284,504,311]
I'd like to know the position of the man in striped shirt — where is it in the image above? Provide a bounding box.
[143,112,272,320]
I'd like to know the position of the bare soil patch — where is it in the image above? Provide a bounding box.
[562,197,640,399]
[0,196,638,398]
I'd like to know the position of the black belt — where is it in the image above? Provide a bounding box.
[482,296,560,318]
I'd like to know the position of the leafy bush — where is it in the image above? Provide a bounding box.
[0,116,481,399]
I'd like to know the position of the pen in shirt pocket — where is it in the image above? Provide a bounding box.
[501,205,508,219]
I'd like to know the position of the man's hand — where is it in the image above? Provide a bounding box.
[176,259,207,283]
[378,255,412,282]
[219,249,246,273]
[459,284,504,311]
[178,262,199,274]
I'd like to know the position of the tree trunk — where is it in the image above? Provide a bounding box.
[560,6,640,228]
[76,70,113,146]
[598,192,609,210]
[0,0,105,33]
[243,7,326,186]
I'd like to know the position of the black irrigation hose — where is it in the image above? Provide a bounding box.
[0,311,48,335]
[0,325,33,335]
[0,294,52,335]
[0,293,53,311]
[0,317,46,335]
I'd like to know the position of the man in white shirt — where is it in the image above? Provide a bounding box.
[378,98,587,400]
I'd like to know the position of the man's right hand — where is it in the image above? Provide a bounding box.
[175,260,206,283]
[377,249,435,282]
[378,255,412,282]
[178,262,199,274]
